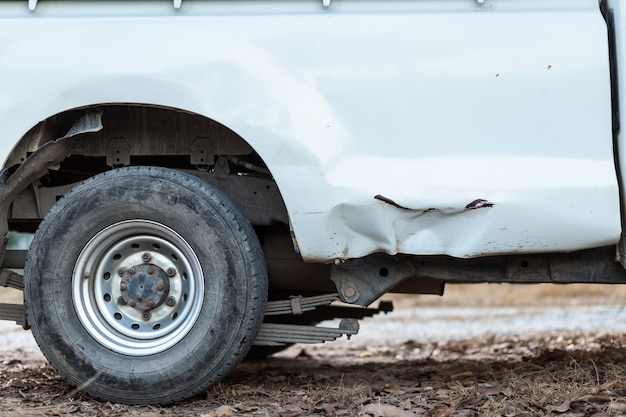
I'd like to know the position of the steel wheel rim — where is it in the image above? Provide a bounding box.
[72,220,204,356]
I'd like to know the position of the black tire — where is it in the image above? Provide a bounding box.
[24,166,267,405]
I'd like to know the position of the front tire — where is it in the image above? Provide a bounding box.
[24,166,267,405]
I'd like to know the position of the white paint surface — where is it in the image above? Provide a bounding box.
[0,0,620,261]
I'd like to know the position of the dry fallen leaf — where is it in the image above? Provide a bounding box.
[201,405,236,417]
[361,403,417,417]
[593,379,622,392]
[476,384,503,396]
[233,402,257,412]
[609,402,626,412]
[401,399,412,410]
[382,385,408,396]
[450,371,475,379]
[279,410,305,417]
[584,394,613,403]
[546,399,571,413]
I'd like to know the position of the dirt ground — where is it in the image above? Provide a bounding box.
[2,284,626,417]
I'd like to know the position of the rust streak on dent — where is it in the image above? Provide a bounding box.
[465,199,494,210]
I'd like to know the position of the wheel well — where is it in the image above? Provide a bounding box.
[7,105,257,183]
[6,104,336,294]
[7,104,286,231]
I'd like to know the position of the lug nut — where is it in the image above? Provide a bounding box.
[128,267,136,275]
[142,312,151,321]
[120,284,127,291]
[166,296,176,306]
[118,268,126,277]
[166,268,176,277]
[142,252,151,262]
[118,297,127,306]
[129,300,136,307]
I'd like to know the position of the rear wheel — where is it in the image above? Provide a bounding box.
[24,166,267,405]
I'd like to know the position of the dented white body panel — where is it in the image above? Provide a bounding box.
[0,0,621,260]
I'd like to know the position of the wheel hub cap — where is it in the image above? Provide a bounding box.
[72,220,204,356]
[119,264,171,311]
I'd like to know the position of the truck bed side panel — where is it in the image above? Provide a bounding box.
[0,0,619,260]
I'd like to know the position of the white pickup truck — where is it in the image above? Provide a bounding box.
[0,0,624,405]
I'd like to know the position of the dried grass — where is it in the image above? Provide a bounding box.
[2,333,626,416]
[3,276,626,415]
